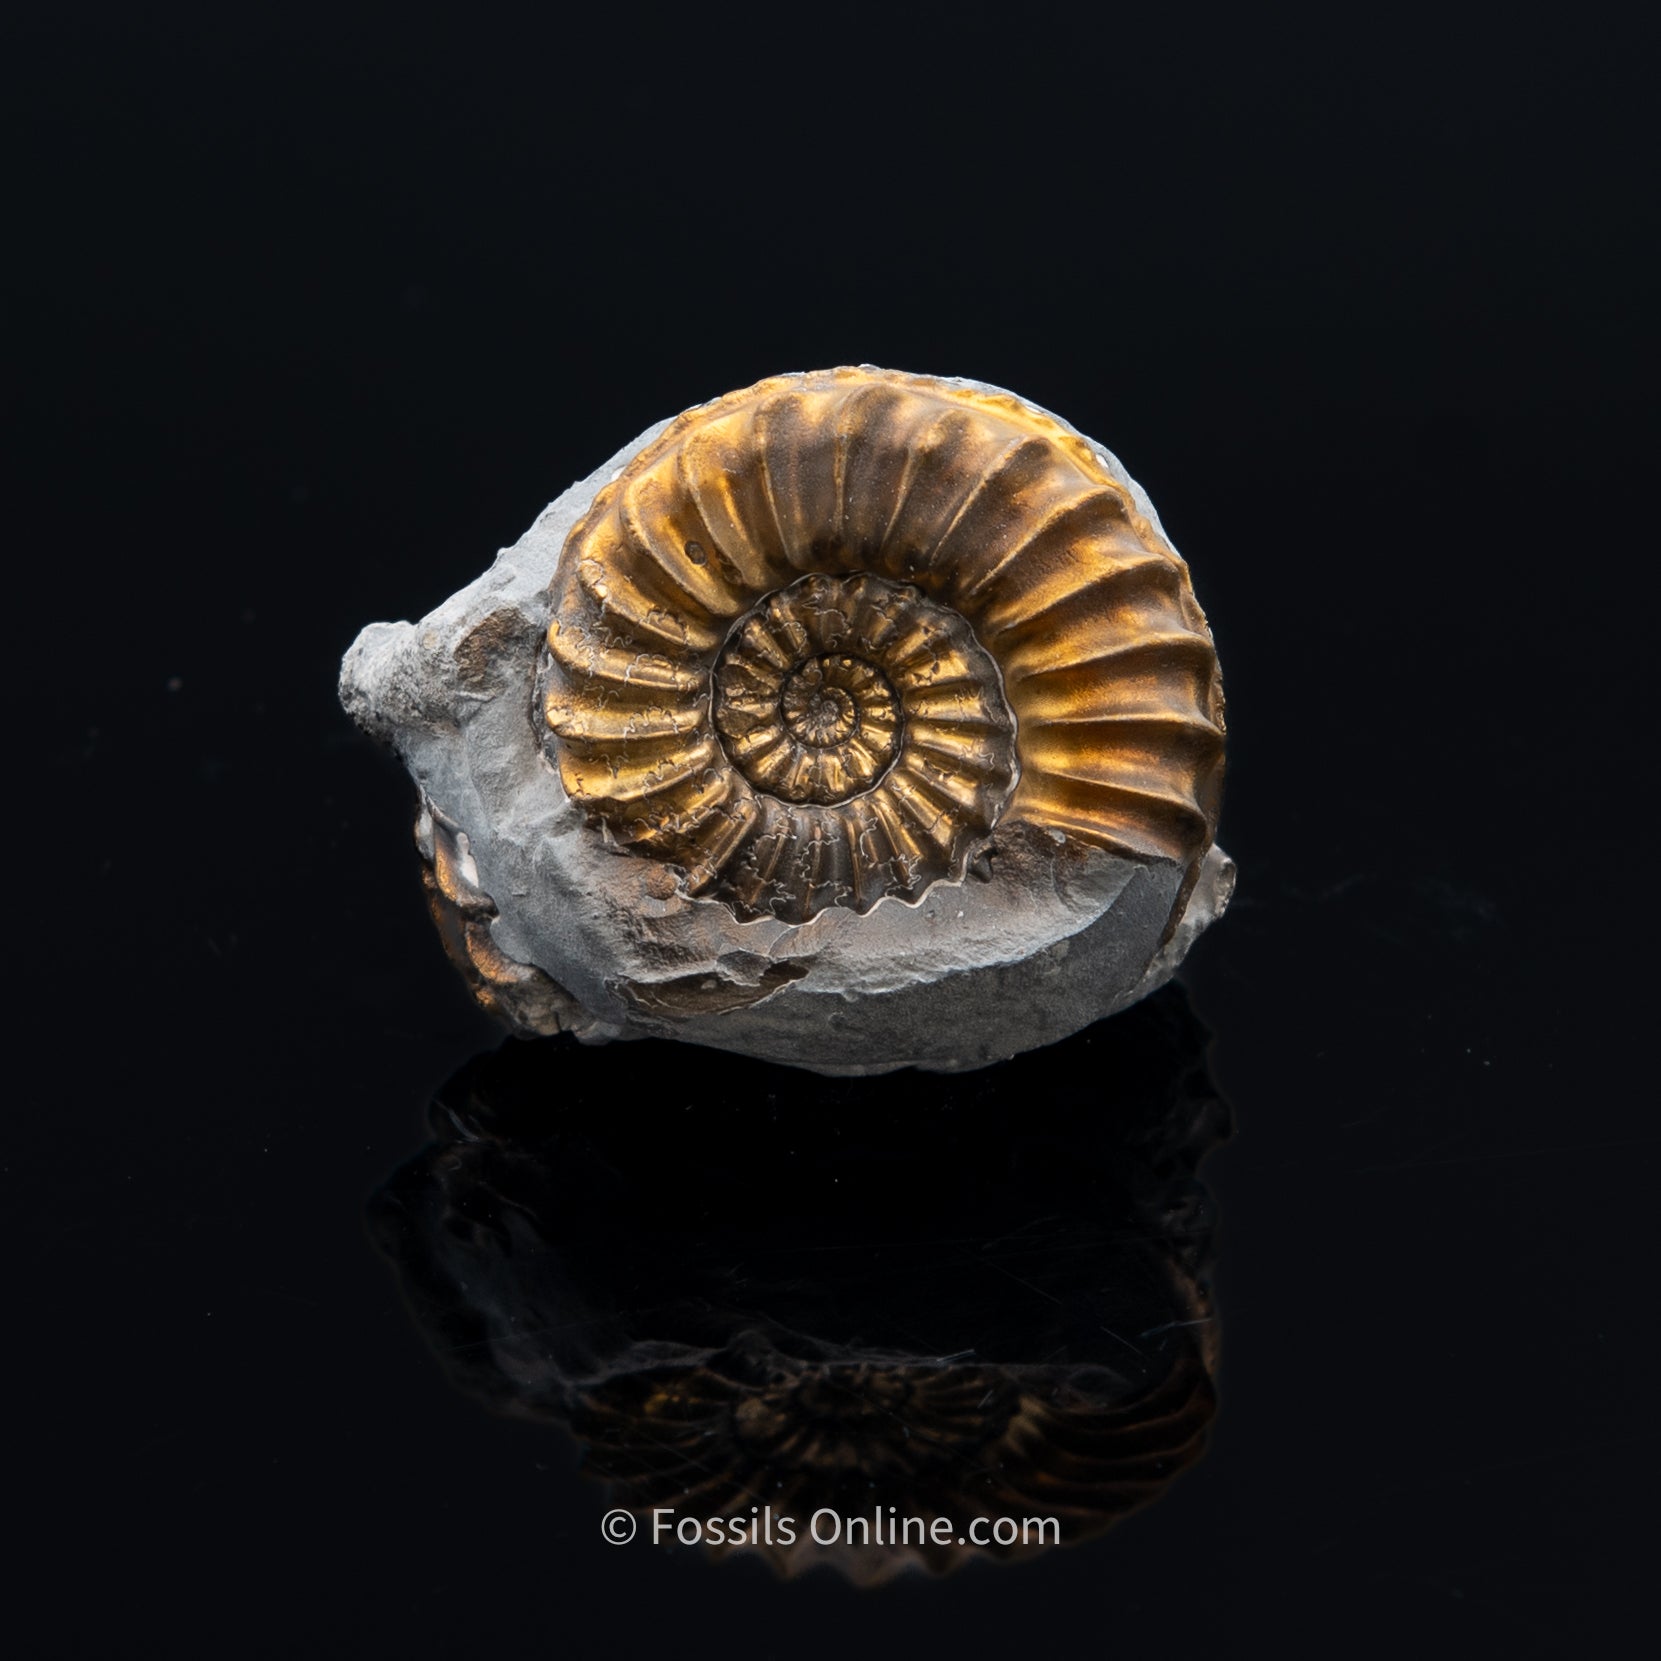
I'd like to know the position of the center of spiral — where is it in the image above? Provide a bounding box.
[713,585,907,807]
[781,661,859,748]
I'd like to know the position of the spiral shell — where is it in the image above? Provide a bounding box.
[539,367,1224,925]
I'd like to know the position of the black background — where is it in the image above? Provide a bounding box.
[11,6,1656,1657]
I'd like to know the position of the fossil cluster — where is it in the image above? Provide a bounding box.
[340,368,1232,1072]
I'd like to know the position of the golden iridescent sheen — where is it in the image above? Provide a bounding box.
[540,368,1224,924]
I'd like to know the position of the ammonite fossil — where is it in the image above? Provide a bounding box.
[341,368,1233,1072]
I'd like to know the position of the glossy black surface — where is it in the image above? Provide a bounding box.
[12,8,1654,1656]
[371,991,1226,1583]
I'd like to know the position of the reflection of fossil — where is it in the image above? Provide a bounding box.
[341,369,1233,1071]
[369,987,1227,1583]
[573,1345,1216,1582]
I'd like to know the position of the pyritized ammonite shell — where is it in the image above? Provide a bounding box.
[340,365,1234,1069]
[538,367,1224,925]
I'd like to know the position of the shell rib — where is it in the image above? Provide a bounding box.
[540,367,1224,924]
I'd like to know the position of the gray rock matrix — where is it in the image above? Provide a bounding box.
[339,374,1232,1074]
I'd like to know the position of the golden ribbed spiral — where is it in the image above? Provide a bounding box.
[540,367,1224,924]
